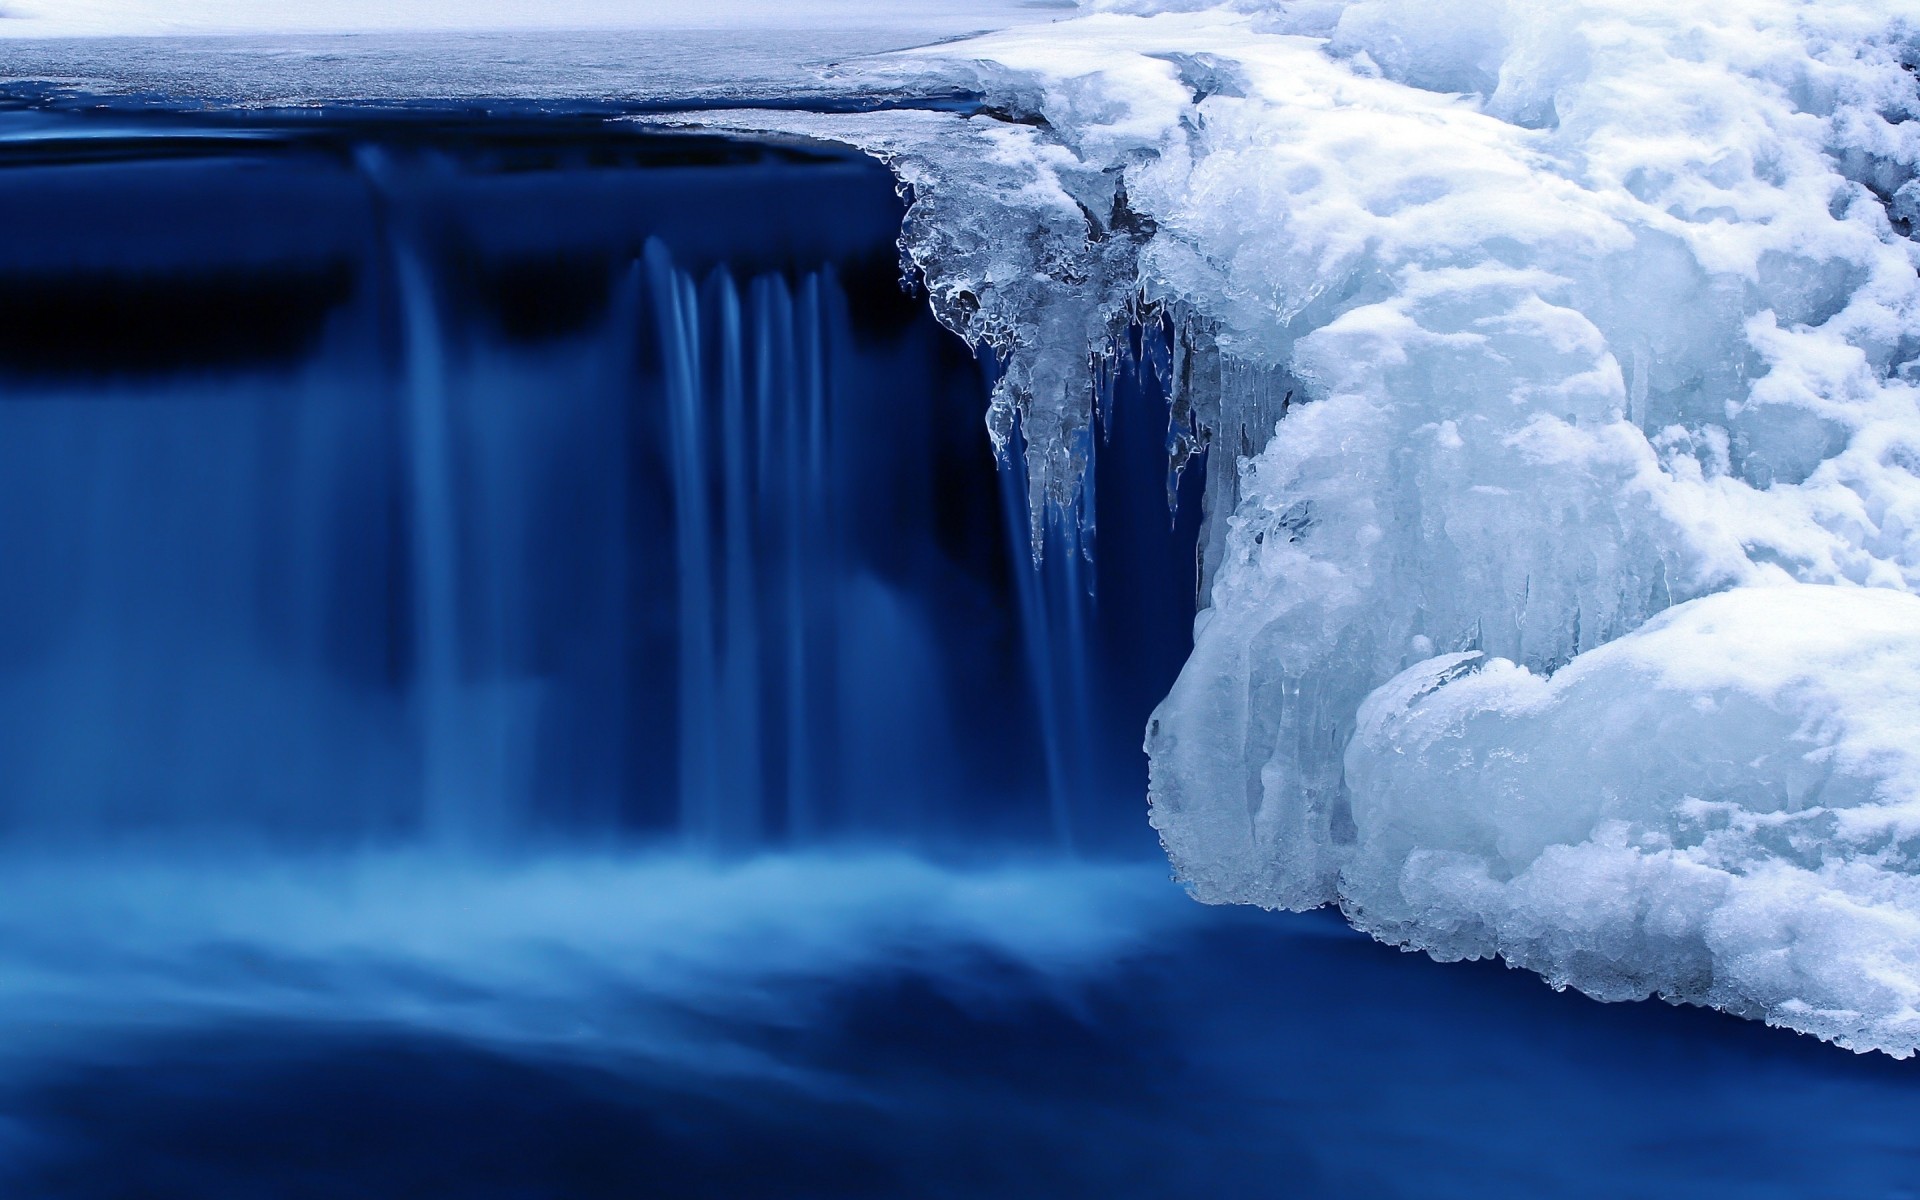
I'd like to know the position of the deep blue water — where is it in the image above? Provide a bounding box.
[0,96,1915,1199]
[4,877,1919,1200]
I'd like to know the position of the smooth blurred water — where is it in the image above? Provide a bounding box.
[0,96,1915,1200]
[2,851,1918,1199]
[0,100,1201,855]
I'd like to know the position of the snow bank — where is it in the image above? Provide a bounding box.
[1345,585,1920,1054]
[668,0,1920,1049]
[1119,3,1920,1054]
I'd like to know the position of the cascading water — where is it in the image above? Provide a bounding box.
[0,107,1201,855]
[645,243,953,847]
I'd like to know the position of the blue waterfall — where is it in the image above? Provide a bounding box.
[0,111,1202,855]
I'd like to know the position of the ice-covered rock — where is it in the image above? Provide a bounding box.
[1120,1,1920,1053]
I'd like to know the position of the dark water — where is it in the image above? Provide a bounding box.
[3,877,1917,1200]
[0,98,1915,1200]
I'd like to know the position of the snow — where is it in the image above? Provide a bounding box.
[0,0,1073,106]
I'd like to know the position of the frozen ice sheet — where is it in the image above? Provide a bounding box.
[0,1,1072,105]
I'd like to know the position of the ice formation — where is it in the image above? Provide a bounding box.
[1344,586,1920,1054]
[669,0,1920,1051]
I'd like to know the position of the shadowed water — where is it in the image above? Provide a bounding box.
[1,853,1917,1199]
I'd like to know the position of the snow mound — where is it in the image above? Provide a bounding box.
[1345,585,1920,1055]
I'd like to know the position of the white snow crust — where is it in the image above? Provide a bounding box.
[660,0,1920,1051]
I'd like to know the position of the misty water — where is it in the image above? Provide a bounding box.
[0,97,1917,1198]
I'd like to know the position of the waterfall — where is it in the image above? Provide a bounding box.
[0,124,1198,856]
[648,243,726,842]
[393,237,472,844]
[649,241,824,848]
[997,438,1094,853]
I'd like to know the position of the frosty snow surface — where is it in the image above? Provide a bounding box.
[11,0,1920,1054]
